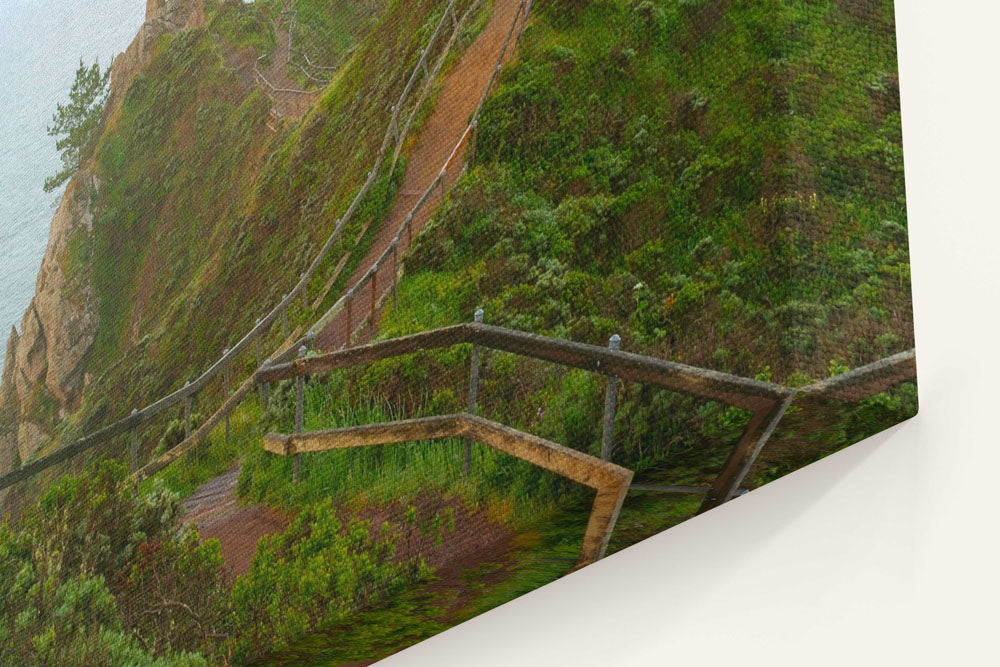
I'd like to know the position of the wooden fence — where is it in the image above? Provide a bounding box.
[263,413,634,568]
[255,320,916,516]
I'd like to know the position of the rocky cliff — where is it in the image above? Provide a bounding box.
[0,0,205,474]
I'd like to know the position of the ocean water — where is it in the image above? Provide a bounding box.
[0,0,144,367]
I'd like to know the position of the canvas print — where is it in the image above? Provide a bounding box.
[0,0,916,664]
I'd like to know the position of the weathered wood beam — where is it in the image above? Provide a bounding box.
[263,415,463,455]
[258,322,787,409]
[468,324,785,409]
[262,414,633,566]
[256,325,470,383]
[803,349,916,401]
[698,393,796,514]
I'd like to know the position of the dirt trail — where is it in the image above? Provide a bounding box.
[316,0,526,350]
[181,0,526,585]
[259,3,318,118]
[180,464,290,584]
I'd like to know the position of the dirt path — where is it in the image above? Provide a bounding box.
[316,0,526,350]
[256,526,519,666]
[259,2,318,118]
[181,0,526,588]
[180,464,290,584]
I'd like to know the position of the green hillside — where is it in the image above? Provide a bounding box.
[0,1,916,664]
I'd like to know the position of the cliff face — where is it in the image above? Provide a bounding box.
[106,0,206,116]
[0,0,205,475]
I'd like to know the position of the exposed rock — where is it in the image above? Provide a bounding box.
[12,304,47,411]
[33,177,100,414]
[16,422,47,464]
[0,0,205,470]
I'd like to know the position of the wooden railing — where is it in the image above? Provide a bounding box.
[253,319,915,516]
[263,414,634,568]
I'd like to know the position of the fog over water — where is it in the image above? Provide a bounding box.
[0,0,144,366]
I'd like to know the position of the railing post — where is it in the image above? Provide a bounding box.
[406,213,414,245]
[464,308,484,477]
[255,318,263,367]
[391,105,399,145]
[391,237,399,309]
[293,344,307,483]
[281,294,289,339]
[130,409,139,472]
[300,273,308,310]
[600,334,621,461]
[345,288,354,348]
[439,169,447,201]
[224,347,232,443]
[369,264,378,332]
[184,380,193,439]
[261,359,271,410]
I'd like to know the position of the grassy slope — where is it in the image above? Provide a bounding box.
[230,0,917,515]
[3,2,918,662]
[236,5,917,653]
[398,0,912,380]
[357,0,915,485]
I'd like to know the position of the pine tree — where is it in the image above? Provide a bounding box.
[44,58,110,193]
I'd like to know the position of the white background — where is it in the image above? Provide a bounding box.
[385,1,1000,664]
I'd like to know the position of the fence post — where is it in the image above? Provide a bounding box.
[300,273,307,310]
[224,347,232,443]
[130,409,139,472]
[261,359,271,410]
[293,344,307,483]
[184,380,192,439]
[392,237,399,308]
[391,105,399,145]
[518,0,533,42]
[370,264,378,332]
[463,308,485,477]
[255,318,263,367]
[281,295,289,339]
[345,288,354,348]
[439,169,447,201]
[406,213,414,245]
[600,334,621,461]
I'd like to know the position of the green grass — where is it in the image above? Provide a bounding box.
[238,372,582,526]
[399,0,911,381]
[255,491,702,665]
